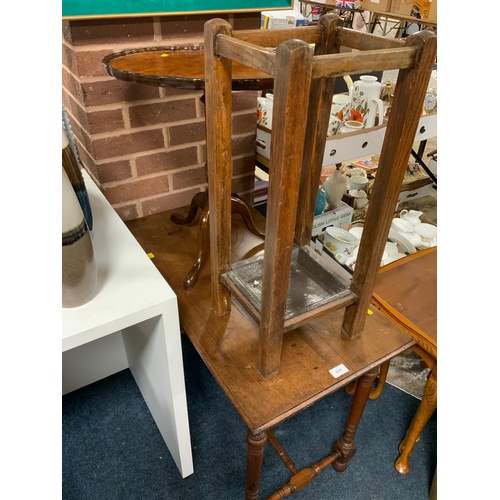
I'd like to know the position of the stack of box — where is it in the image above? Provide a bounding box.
[361,0,437,23]
[261,9,307,29]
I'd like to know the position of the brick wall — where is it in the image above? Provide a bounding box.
[62,13,261,221]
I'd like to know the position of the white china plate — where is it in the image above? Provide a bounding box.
[388,230,416,255]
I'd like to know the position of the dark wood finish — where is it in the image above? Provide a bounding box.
[256,39,314,379]
[246,430,267,500]
[204,19,234,316]
[203,17,436,378]
[216,34,276,77]
[332,367,379,472]
[233,26,323,47]
[312,47,417,80]
[334,26,405,51]
[342,30,437,339]
[102,46,274,91]
[295,14,343,246]
[125,207,414,498]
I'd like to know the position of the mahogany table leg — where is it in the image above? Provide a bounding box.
[179,193,265,290]
[332,367,379,472]
[344,360,390,401]
[246,429,267,500]
[395,365,437,474]
[183,202,210,290]
[170,190,208,225]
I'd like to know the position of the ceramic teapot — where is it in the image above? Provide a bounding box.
[348,75,384,128]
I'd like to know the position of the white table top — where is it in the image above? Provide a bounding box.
[62,171,177,352]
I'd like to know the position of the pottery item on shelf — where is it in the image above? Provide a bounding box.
[340,120,364,134]
[348,75,384,128]
[343,167,366,179]
[323,167,347,209]
[349,189,369,209]
[62,129,94,235]
[414,223,437,249]
[62,167,98,308]
[328,103,346,136]
[315,188,326,216]
[349,175,369,192]
[391,217,414,233]
[257,96,273,129]
[399,209,423,226]
[323,227,359,264]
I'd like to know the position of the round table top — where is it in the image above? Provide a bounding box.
[103,45,274,91]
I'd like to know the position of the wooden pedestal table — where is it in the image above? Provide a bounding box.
[125,207,415,499]
[370,247,437,475]
[103,46,273,291]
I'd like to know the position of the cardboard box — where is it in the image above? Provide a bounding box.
[397,179,433,206]
[362,0,392,13]
[390,0,436,22]
[261,10,307,29]
[310,236,354,281]
[312,201,353,236]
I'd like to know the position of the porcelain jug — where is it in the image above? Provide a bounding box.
[399,209,423,226]
[348,75,384,128]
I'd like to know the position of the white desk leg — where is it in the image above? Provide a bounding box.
[121,307,194,478]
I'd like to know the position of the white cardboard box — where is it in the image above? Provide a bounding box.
[397,181,433,206]
[312,201,353,236]
[261,10,307,29]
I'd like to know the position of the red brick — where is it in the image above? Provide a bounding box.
[97,160,133,184]
[62,42,78,75]
[171,167,206,190]
[64,93,90,132]
[78,146,98,180]
[62,67,84,105]
[67,116,95,158]
[136,147,198,176]
[168,121,205,147]
[63,18,155,46]
[233,112,258,135]
[159,14,230,41]
[129,99,197,128]
[232,134,257,156]
[81,79,160,107]
[232,13,261,30]
[75,49,116,78]
[87,109,125,135]
[142,188,201,215]
[93,129,165,161]
[102,175,170,205]
[232,174,255,195]
[232,91,258,112]
[114,203,139,221]
[233,155,257,177]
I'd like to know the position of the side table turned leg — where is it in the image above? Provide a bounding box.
[395,365,437,474]
[246,430,267,500]
[333,367,379,472]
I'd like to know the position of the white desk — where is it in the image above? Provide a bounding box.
[62,171,194,478]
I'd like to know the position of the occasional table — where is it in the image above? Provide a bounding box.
[103,46,273,290]
[62,170,194,478]
[370,247,437,475]
[125,205,415,499]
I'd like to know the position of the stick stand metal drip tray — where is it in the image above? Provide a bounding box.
[222,245,357,330]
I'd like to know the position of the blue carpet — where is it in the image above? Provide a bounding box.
[62,335,437,499]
